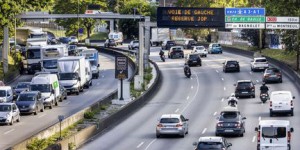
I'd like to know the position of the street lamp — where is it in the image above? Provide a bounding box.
[77,0,80,40]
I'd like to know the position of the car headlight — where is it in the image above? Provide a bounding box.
[28,65,32,68]
[30,104,36,109]
[6,113,11,118]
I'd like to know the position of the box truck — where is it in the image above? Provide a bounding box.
[25,45,45,74]
[79,48,100,78]
[150,28,170,46]
[57,56,86,95]
[30,74,60,109]
[16,27,48,47]
[108,32,123,45]
[41,44,68,73]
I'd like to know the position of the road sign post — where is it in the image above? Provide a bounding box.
[115,56,128,100]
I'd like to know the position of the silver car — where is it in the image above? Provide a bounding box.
[0,103,21,125]
[156,114,189,138]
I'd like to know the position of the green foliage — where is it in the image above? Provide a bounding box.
[84,111,95,119]
[68,142,76,150]
[100,105,108,110]
[26,138,49,150]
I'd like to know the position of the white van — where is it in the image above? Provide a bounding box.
[0,86,14,103]
[255,120,294,150]
[30,74,60,109]
[270,91,294,116]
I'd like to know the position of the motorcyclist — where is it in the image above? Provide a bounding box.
[228,93,238,107]
[159,49,164,57]
[184,63,191,75]
[260,82,269,94]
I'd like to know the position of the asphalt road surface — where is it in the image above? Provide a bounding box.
[80,46,300,150]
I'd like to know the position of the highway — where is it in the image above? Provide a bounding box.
[0,53,131,149]
[80,46,300,150]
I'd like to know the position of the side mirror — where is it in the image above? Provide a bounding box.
[227,143,232,147]
[234,84,237,86]
[97,64,100,67]
[293,96,295,99]
[78,77,81,81]
[193,142,197,146]
[51,89,55,94]
[255,127,259,132]
[290,128,294,132]
[242,117,247,120]
[251,60,254,62]
[185,118,189,121]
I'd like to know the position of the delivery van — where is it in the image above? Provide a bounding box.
[255,120,294,150]
[30,74,60,109]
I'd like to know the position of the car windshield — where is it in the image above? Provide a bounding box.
[90,61,98,66]
[227,61,238,65]
[30,84,51,93]
[172,47,182,51]
[59,73,78,80]
[196,46,205,50]
[262,127,286,138]
[256,59,267,62]
[0,105,11,112]
[69,45,77,50]
[237,82,252,88]
[220,112,239,119]
[27,48,41,59]
[70,37,76,39]
[109,39,115,42]
[133,41,139,44]
[18,94,35,101]
[266,69,280,74]
[212,44,221,47]
[0,90,6,97]
[43,59,57,69]
[197,142,224,149]
[160,118,179,123]
[189,55,198,59]
[167,41,175,44]
[16,83,29,89]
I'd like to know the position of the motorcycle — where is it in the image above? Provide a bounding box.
[184,70,191,78]
[228,99,238,107]
[260,92,269,103]
[160,55,165,62]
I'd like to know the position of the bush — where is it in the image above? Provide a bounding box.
[84,111,95,119]
[27,138,49,150]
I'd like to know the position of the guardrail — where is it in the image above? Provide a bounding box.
[8,47,137,150]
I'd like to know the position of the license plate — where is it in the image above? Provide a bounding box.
[271,75,277,77]
[242,92,248,93]
[259,67,264,69]
[193,61,197,63]
[176,53,179,55]
[225,130,234,132]
[230,65,235,67]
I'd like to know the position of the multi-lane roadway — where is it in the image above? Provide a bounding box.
[80,46,300,150]
[0,53,130,149]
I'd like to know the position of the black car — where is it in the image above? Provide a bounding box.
[184,40,197,49]
[234,80,255,98]
[186,54,202,66]
[58,37,70,44]
[263,67,282,83]
[68,45,78,56]
[215,107,246,137]
[168,46,184,59]
[104,39,116,48]
[162,40,176,50]
[15,91,44,115]
[59,85,67,102]
[223,60,240,72]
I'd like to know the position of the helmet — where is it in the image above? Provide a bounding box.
[262,82,266,86]
[230,93,235,97]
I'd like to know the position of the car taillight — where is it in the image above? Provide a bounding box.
[251,87,255,91]
[288,131,291,142]
[235,123,241,128]
[276,73,282,77]
[157,124,163,128]
[176,123,183,127]
[257,131,261,143]
[270,101,272,107]
[217,123,223,127]
[291,100,293,106]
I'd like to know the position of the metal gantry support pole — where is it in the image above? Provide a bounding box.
[139,22,144,78]
[144,16,151,69]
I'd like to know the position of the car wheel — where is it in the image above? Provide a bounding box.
[279,79,283,83]
[156,134,160,138]
[180,133,185,138]
[64,95,67,100]
[240,133,244,137]
[59,97,63,102]
[76,90,80,95]
[80,87,84,92]
[49,103,53,109]
[41,106,44,112]
[270,111,273,117]
[90,81,92,86]
[291,111,294,116]
[34,107,38,115]
[10,117,13,125]
[17,116,20,122]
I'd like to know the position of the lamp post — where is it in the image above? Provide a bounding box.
[77,0,79,40]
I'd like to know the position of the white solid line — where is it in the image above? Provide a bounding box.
[191,86,193,89]
[221,78,224,81]
[252,136,256,143]
[4,129,15,135]
[213,112,217,116]
[175,108,179,113]
[144,139,157,150]
[102,75,104,78]
[256,80,259,83]
[224,87,226,91]
[216,70,219,73]
[202,128,207,134]
[187,96,190,100]
[259,116,261,121]
[137,142,144,148]
[38,114,46,118]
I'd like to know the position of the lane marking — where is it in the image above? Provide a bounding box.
[137,142,144,148]
[65,101,71,105]
[216,70,219,73]
[250,72,253,75]
[223,87,226,91]
[259,116,261,121]
[252,136,256,143]
[4,129,15,135]
[221,98,224,102]
[102,75,105,78]
[221,78,224,81]
[213,112,217,116]
[175,108,179,113]
[186,96,190,100]
[38,114,46,118]
[256,80,259,83]
[202,128,207,134]
[97,82,100,85]
[144,139,156,150]
[191,86,193,89]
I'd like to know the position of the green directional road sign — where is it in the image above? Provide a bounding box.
[225,16,265,22]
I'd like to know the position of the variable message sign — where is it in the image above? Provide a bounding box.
[157,7,225,28]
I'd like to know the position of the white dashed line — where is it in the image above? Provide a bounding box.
[145,139,156,150]
[252,136,256,143]
[102,75,104,78]
[137,142,144,148]
[213,112,217,116]
[175,108,179,113]
[250,72,253,75]
[221,78,224,81]
[224,87,226,91]
[256,80,259,83]
[186,96,190,100]
[38,114,46,118]
[202,128,207,134]
[65,101,71,105]
[259,116,261,121]
[4,129,15,135]
[216,70,219,73]
[97,82,100,85]
[191,86,193,89]
[221,98,224,102]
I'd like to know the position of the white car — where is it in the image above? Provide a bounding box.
[128,40,139,50]
[69,36,79,43]
[156,114,189,138]
[192,46,208,57]
[270,91,294,116]
[251,57,269,71]
[0,103,21,125]
[193,137,232,150]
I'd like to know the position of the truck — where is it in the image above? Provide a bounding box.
[26,45,45,74]
[108,32,123,45]
[150,28,170,46]
[30,74,60,109]
[84,59,93,88]
[16,27,48,47]
[41,44,68,73]
[79,48,100,78]
[57,56,87,95]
